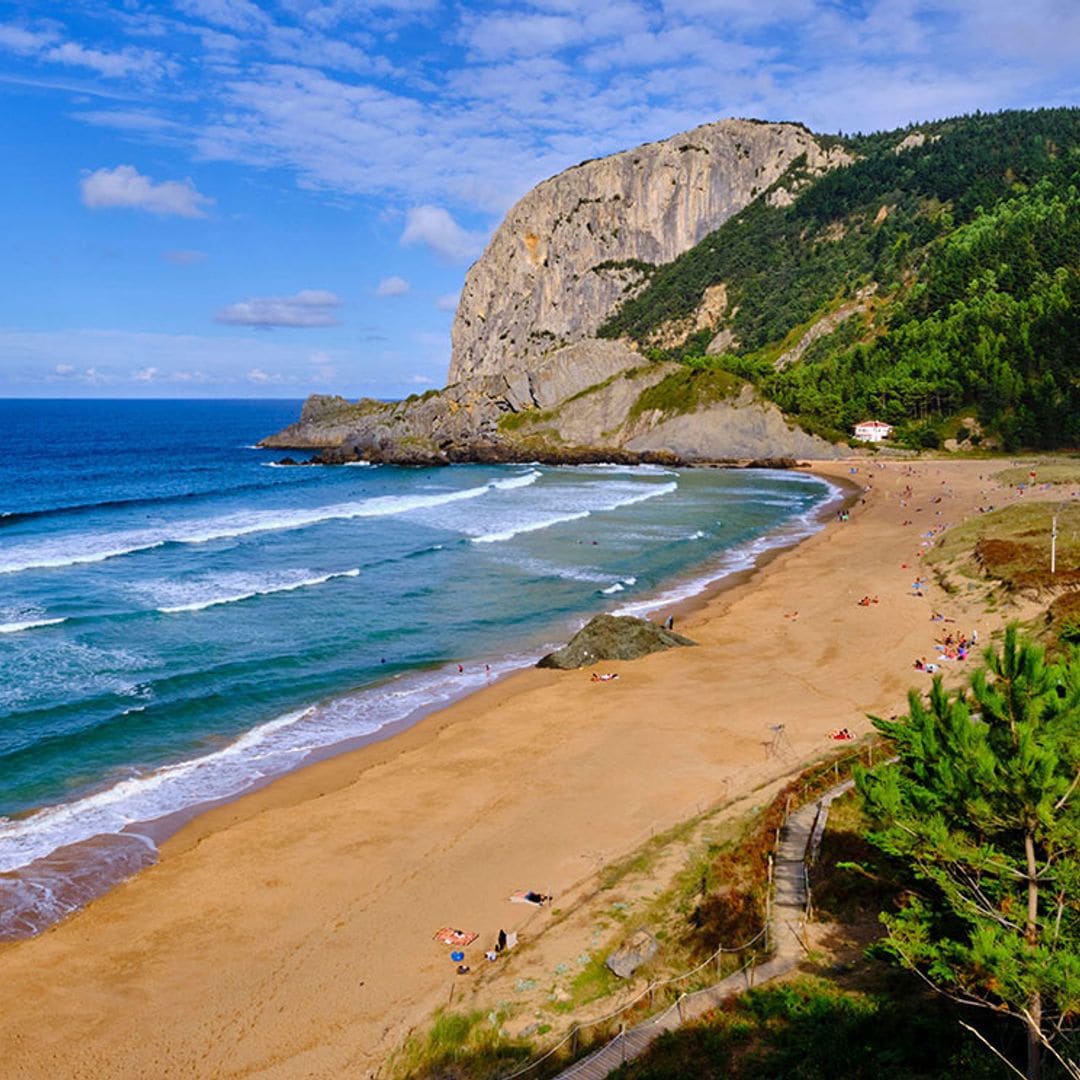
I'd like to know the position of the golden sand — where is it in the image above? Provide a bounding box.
[0,459,1045,1078]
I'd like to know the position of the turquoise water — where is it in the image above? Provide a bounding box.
[0,399,837,935]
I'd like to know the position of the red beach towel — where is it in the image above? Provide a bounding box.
[433,927,478,947]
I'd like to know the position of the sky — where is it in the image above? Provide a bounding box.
[0,1,1076,400]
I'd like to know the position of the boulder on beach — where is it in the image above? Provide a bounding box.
[536,613,696,670]
[606,929,659,978]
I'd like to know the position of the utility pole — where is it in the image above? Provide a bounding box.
[1051,514,1058,576]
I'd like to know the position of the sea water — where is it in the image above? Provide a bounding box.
[0,399,838,935]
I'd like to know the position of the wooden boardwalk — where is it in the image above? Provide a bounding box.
[547,784,851,1080]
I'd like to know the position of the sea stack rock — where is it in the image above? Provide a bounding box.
[536,613,696,670]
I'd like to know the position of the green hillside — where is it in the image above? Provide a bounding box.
[598,109,1080,449]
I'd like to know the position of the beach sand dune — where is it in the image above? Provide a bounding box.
[0,460,1038,1078]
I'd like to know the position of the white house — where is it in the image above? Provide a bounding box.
[853,419,893,442]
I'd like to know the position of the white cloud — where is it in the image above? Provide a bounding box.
[216,288,342,327]
[7,0,1080,232]
[435,292,460,312]
[132,366,159,381]
[46,362,110,386]
[0,23,172,80]
[246,366,282,382]
[405,373,433,384]
[81,165,215,218]
[400,205,485,263]
[45,41,171,80]
[0,328,403,397]
[376,274,410,296]
[0,24,58,54]
[177,0,269,33]
[74,109,179,133]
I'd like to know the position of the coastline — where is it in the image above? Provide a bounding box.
[0,457,1013,1078]
[0,464,848,940]
[156,465,860,863]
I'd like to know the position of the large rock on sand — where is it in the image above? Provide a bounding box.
[606,929,659,978]
[536,613,695,670]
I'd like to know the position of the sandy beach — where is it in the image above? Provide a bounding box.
[0,458,1044,1078]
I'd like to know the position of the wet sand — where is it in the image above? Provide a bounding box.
[0,459,1037,1078]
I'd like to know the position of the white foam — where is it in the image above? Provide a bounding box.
[0,472,541,576]
[491,471,542,490]
[469,480,677,544]
[601,582,624,594]
[472,510,591,543]
[614,477,842,619]
[157,569,360,613]
[0,617,67,634]
[0,654,534,874]
[566,463,678,476]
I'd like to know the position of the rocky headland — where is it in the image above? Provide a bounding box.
[262,118,852,465]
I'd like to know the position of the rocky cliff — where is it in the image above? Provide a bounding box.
[263,117,851,465]
[450,118,850,381]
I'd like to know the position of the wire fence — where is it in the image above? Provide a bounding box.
[487,740,885,1080]
[496,925,768,1080]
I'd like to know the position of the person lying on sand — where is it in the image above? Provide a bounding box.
[591,672,619,682]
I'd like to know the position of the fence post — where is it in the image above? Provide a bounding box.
[570,1025,578,1057]
[676,994,684,1023]
[621,1023,627,1065]
[765,854,773,954]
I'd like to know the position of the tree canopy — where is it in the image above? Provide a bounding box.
[857,627,1080,1078]
[599,108,1080,449]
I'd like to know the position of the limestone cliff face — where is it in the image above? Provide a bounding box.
[450,119,850,381]
[264,117,853,465]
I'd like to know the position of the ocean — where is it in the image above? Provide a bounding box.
[0,399,838,937]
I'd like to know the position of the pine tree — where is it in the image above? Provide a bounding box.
[857,626,1080,1079]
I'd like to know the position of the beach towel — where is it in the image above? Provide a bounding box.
[434,928,478,947]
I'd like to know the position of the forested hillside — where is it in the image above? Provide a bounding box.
[599,109,1080,449]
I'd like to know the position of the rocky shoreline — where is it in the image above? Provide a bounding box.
[272,444,804,471]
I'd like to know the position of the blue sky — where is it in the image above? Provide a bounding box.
[0,1,1076,399]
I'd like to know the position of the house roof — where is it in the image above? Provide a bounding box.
[854,420,892,428]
